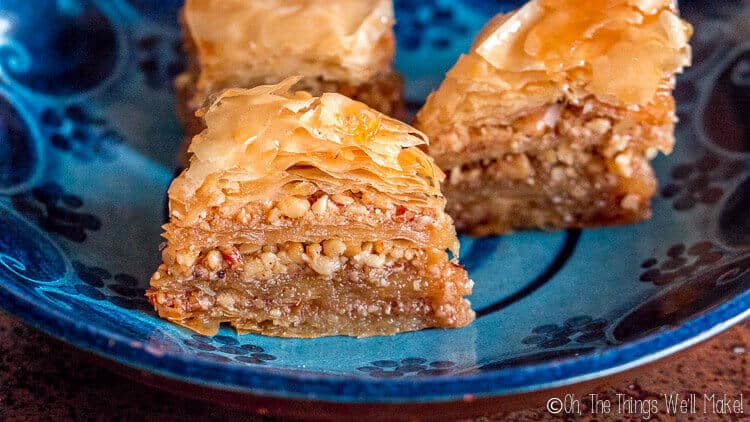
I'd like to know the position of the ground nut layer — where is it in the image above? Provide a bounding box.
[444,150,655,235]
[422,93,674,170]
[420,97,672,235]
[147,240,474,338]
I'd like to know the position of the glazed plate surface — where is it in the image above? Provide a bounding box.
[0,0,749,407]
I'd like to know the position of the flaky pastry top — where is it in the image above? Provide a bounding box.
[183,0,395,95]
[169,77,445,225]
[416,0,692,136]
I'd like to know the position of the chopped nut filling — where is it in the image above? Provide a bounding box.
[148,239,472,337]
[171,239,447,282]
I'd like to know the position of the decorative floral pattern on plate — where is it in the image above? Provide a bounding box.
[0,0,747,404]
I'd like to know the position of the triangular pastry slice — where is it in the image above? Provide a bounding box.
[415,0,692,235]
[148,78,474,337]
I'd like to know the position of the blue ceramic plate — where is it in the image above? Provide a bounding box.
[0,0,749,410]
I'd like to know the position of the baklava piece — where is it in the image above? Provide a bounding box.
[147,78,474,338]
[176,0,404,158]
[414,0,693,235]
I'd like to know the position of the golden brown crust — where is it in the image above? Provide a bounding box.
[471,0,691,103]
[176,0,404,136]
[175,71,405,165]
[182,0,396,95]
[170,79,444,226]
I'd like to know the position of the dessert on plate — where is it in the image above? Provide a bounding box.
[175,0,404,156]
[414,0,693,235]
[147,78,474,338]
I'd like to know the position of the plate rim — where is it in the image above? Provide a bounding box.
[1,268,748,404]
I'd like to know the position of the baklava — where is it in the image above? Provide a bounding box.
[414,0,693,235]
[148,78,474,338]
[176,0,404,157]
